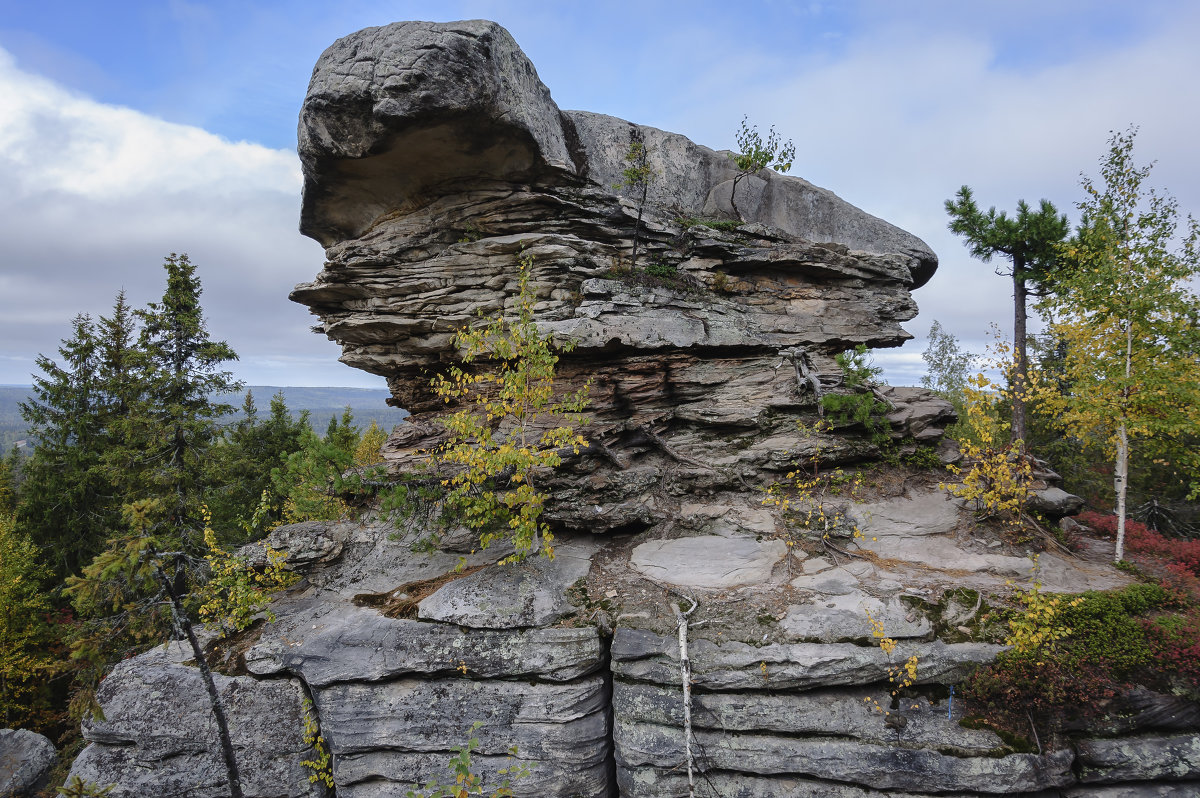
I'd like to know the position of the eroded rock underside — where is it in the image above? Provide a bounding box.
[69,19,1200,798]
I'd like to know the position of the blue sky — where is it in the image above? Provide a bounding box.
[1,1,1198,388]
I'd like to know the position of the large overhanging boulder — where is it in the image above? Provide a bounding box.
[292,20,937,412]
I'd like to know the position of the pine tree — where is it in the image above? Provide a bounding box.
[945,188,1069,447]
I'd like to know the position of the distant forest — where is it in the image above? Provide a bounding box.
[0,384,409,450]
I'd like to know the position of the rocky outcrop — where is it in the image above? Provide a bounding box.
[67,17,1197,798]
[66,642,322,798]
[0,728,56,798]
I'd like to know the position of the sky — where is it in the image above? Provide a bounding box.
[1,1,1198,390]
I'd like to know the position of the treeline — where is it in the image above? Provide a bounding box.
[0,384,409,450]
[0,254,389,745]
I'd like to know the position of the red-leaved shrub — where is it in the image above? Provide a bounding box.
[1076,510,1200,578]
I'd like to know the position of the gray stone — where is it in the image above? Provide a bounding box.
[614,717,1076,793]
[335,750,608,798]
[417,536,596,628]
[246,603,604,685]
[1077,733,1200,783]
[315,675,607,763]
[617,767,980,797]
[239,519,346,570]
[0,728,56,798]
[630,535,787,589]
[613,682,1004,753]
[788,566,861,594]
[66,654,321,798]
[781,592,932,642]
[1028,486,1085,518]
[610,628,1005,691]
[880,386,958,440]
[299,20,574,246]
[848,491,961,538]
[1064,783,1200,797]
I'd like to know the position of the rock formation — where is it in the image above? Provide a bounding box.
[67,18,1199,798]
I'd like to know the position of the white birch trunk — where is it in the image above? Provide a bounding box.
[672,601,696,798]
[1114,319,1133,563]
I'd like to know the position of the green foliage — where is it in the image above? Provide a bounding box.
[430,250,589,562]
[920,320,975,441]
[17,310,119,579]
[965,582,1185,738]
[0,508,63,731]
[300,698,334,788]
[57,777,115,797]
[730,116,796,220]
[1036,127,1200,561]
[1003,572,1083,657]
[675,216,742,232]
[614,139,657,269]
[820,345,891,447]
[945,186,1069,446]
[404,722,532,798]
[643,260,677,279]
[271,407,361,523]
[197,506,296,635]
[204,391,309,539]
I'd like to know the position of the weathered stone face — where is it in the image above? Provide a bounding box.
[291,19,936,415]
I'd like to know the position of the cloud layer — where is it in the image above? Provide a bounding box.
[0,48,350,387]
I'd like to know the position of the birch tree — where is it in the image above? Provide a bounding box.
[1039,128,1200,562]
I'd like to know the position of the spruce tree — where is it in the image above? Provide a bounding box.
[205,390,308,536]
[17,314,114,578]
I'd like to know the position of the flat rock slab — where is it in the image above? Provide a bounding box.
[1077,733,1200,783]
[615,717,1076,793]
[790,563,871,594]
[618,767,981,798]
[782,592,932,642]
[247,602,604,685]
[848,491,961,537]
[631,535,787,589]
[0,728,56,798]
[418,536,597,628]
[611,628,1004,691]
[316,675,608,761]
[335,750,609,798]
[613,682,1003,753]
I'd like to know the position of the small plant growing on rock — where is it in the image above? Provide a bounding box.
[614,139,657,269]
[430,249,590,562]
[404,721,532,798]
[300,697,334,788]
[197,506,296,635]
[730,116,796,220]
[820,346,892,448]
[57,777,115,797]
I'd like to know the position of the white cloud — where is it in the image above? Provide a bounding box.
[0,48,376,388]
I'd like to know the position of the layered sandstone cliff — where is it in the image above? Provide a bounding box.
[66,19,1199,798]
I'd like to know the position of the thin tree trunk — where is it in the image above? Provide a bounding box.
[1115,422,1129,563]
[157,562,245,798]
[671,599,698,798]
[1114,319,1134,563]
[1011,258,1029,448]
